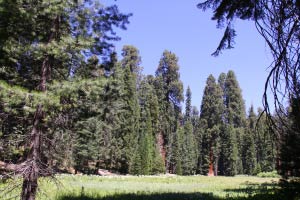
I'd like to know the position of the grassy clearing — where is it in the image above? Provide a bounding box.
[1,174,298,200]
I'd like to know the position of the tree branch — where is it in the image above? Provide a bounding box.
[0,161,20,172]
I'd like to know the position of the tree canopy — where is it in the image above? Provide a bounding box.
[198,0,300,177]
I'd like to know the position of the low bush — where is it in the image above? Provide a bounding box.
[257,171,280,178]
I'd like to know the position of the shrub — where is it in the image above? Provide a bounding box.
[257,171,280,178]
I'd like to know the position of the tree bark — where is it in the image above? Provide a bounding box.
[21,104,43,200]
[20,14,58,200]
[208,146,214,176]
[214,157,218,176]
[157,132,166,164]
[39,57,49,91]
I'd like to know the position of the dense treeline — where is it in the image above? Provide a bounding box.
[1,2,300,200]
[0,1,298,185]
[0,40,277,176]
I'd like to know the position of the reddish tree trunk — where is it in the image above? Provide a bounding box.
[208,147,214,176]
[21,54,50,200]
[157,132,166,164]
[21,105,43,200]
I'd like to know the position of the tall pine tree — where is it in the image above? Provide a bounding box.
[242,106,257,175]
[121,48,140,174]
[199,75,224,175]
[0,1,131,198]
[222,70,246,175]
[155,50,183,173]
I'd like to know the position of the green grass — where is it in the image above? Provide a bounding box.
[1,174,299,200]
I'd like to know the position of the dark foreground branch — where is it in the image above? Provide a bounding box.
[0,161,21,172]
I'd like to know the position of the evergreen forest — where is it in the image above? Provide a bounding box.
[0,0,300,200]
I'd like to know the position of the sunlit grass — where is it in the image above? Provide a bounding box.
[0,174,286,200]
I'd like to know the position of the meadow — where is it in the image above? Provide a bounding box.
[2,174,299,200]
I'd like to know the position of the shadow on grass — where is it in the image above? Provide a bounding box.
[57,191,282,200]
[224,179,300,200]
[224,181,278,195]
[58,192,220,200]
[58,180,300,200]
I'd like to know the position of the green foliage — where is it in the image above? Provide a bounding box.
[184,86,192,121]
[199,74,224,175]
[0,0,280,180]
[135,78,165,175]
[199,0,300,179]
[242,106,257,175]
[121,45,142,76]
[0,2,132,199]
[222,125,238,176]
[155,50,184,109]
[174,127,183,175]
[224,71,246,127]
[278,91,300,177]
[155,50,184,173]
[255,109,276,173]
[222,71,246,175]
[257,171,280,178]
[197,0,263,56]
[181,120,197,175]
[122,60,140,174]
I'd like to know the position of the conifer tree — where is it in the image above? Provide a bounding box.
[182,120,197,175]
[191,106,200,129]
[173,126,184,175]
[121,64,140,174]
[155,50,184,120]
[280,101,300,176]
[132,78,164,175]
[98,62,125,172]
[275,80,300,176]
[252,108,277,174]
[155,50,184,172]
[242,106,257,175]
[224,71,246,127]
[121,45,142,85]
[185,86,192,121]
[0,1,131,198]
[139,76,166,174]
[180,87,197,175]
[199,75,224,175]
[223,70,246,175]
[222,125,239,176]
[119,45,142,173]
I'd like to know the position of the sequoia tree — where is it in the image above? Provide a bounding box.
[155,50,184,172]
[199,75,224,175]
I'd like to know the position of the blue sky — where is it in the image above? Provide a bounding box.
[102,0,273,113]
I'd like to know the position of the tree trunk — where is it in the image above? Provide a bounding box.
[21,175,38,200]
[157,132,166,165]
[20,13,56,197]
[208,147,214,176]
[21,51,50,200]
[214,157,218,176]
[21,104,43,200]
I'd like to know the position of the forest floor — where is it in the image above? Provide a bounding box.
[1,174,299,200]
